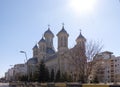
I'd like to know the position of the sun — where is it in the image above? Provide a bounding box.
[69,0,96,14]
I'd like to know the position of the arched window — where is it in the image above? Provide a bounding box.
[64,36,67,47]
[43,45,46,52]
[61,37,63,47]
[40,46,42,51]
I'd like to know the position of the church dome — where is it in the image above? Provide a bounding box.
[38,37,46,44]
[57,24,69,36]
[27,57,38,64]
[77,32,85,39]
[76,31,86,41]
[32,44,38,49]
[44,27,54,37]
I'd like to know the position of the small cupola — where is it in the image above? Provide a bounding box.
[44,25,54,48]
[32,44,38,58]
[57,23,69,52]
[38,37,46,44]
[57,23,69,37]
[44,25,54,38]
[76,30,86,46]
[32,44,38,50]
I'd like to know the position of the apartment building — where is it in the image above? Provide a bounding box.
[5,63,27,81]
[93,51,120,83]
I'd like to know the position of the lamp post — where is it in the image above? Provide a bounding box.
[20,51,29,81]
[20,51,28,61]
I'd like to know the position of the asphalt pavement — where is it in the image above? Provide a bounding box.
[0,83,9,87]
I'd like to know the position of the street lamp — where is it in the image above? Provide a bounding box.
[20,51,28,61]
[20,50,29,81]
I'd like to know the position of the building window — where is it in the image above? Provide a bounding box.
[111,65,114,67]
[61,37,63,46]
[111,75,114,77]
[111,60,114,62]
[111,70,114,72]
[64,36,67,47]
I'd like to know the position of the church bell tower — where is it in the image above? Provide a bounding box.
[57,23,69,53]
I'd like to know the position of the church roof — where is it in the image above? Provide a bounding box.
[76,31,86,40]
[46,47,55,55]
[27,57,38,64]
[32,44,38,49]
[38,37,46,43]
[57,24,69,36]
[44,27,54,37]
[45,54,57,62]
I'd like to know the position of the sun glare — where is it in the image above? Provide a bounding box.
[69,0,96,14]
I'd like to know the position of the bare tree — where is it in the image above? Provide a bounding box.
[86,40,103,82]
[63,40,103,82]
[86,40,103,61]
[59,40,103,82]
[62,44,87,82]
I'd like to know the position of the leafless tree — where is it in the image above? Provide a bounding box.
[86,40,103,61]
[62,44,87,82]
[59,39,103,82]
[86,40,103,82]
[63,40,103,82]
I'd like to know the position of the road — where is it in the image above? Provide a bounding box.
[0,83,9,87]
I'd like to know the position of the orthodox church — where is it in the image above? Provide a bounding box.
[28,24,86,81]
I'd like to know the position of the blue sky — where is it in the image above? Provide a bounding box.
[0,0,120,77]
